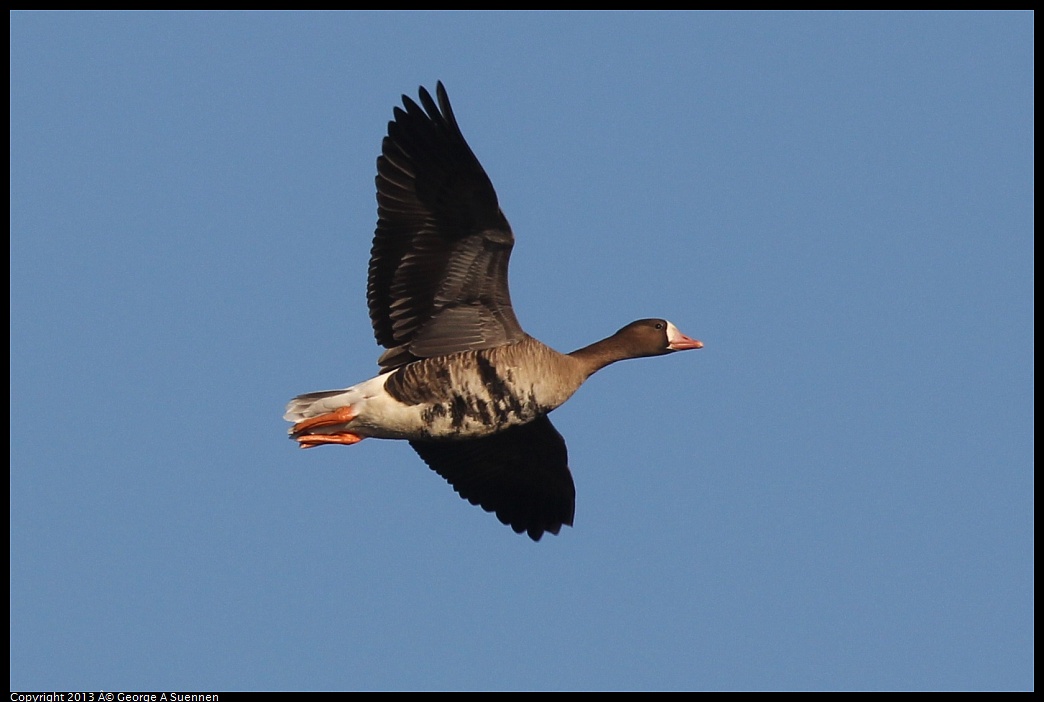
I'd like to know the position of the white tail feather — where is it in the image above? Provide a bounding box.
[283,389,355,425]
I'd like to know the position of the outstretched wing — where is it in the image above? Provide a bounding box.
[369,82,525,372]
[409,415,576,541]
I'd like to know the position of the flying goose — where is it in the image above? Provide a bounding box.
[285,83,702,540]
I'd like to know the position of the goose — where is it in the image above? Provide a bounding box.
[284,82,702,541]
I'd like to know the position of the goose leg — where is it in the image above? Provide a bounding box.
[295,432,364,449]
[290,406,363,448]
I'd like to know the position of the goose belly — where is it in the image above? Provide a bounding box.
[380,351,577,440]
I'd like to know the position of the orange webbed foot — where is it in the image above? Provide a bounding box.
[296,432,364,449]
[290,406,357,436]
[290,406,363,448]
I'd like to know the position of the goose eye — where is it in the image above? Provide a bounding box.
[655,322,664,330]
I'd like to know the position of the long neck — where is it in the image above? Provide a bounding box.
[568,334,634,379]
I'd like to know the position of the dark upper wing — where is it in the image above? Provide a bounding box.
[369,82,525,372]
[409,415,576,541]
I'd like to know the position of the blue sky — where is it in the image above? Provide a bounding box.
[10,11,1033,691]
